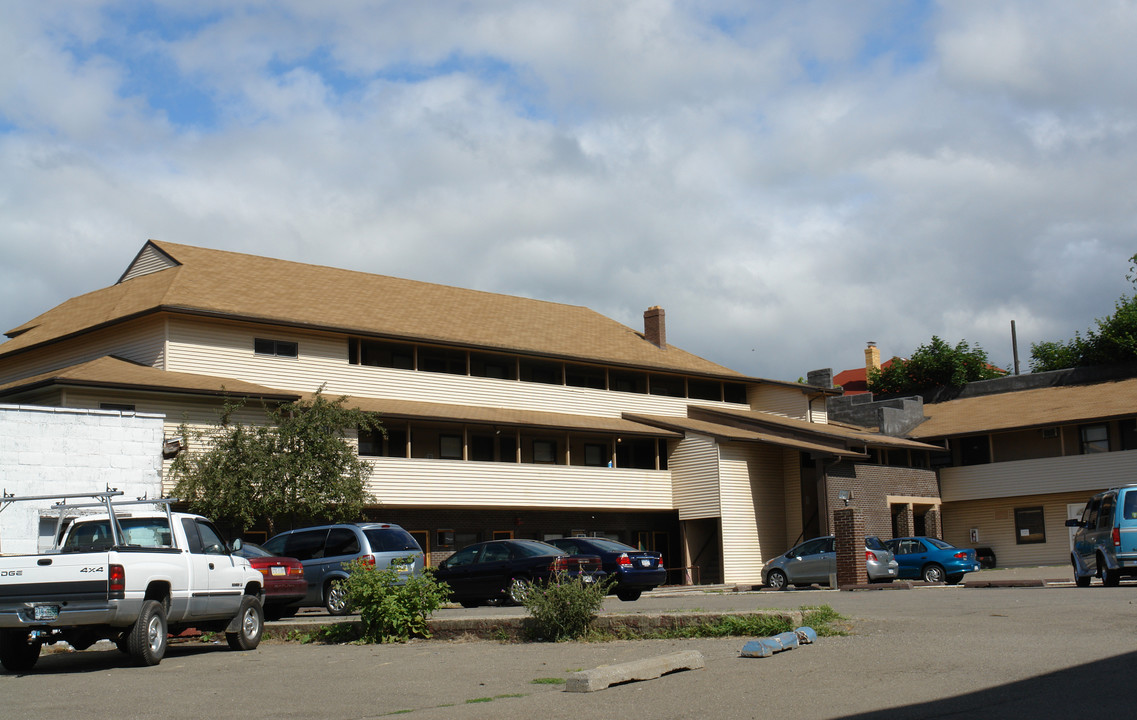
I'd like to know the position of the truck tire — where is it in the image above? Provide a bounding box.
[128,599,168,666]
[226,595,264,651]
[0,629,40,673]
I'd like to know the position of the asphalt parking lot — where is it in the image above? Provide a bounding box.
[5,566,1137,720]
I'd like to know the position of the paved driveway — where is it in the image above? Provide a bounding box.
[5,574,1136,719]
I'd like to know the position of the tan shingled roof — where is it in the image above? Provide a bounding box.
[622,413,867,457]
[1,240,754,379]
[691,406,946,451]
[909,377,1137,438]
[0,356,300,401]
[327,396,681,436]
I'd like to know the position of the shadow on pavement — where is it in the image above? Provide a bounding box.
[842,650,1137,719]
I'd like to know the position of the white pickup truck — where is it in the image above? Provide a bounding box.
[0,490,264,672]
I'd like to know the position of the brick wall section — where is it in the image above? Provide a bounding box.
[826,461,938,539]
[924,506,942,539]
[894,504,914,536]
[833,507,867,586]
[0,404,164,554]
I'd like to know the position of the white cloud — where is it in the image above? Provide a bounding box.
[1,1,1136,382]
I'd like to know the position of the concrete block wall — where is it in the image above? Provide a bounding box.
[0,404,164,554]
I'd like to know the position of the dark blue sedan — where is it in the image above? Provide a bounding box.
[885,536,981,584]
[548,537,665,601]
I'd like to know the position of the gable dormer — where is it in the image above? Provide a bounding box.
[117,240,180,284]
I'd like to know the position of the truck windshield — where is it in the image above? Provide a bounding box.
[62,518,174,551]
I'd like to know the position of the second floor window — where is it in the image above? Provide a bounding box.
[1080,424,1109,454]
[254,338,298,358]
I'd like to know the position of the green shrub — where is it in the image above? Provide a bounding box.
[342,557,451,643]
[522,574,610,641]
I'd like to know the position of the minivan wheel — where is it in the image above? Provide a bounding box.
[1074,560,1091,587]
[1100,561,1121,587]
[325,579,350,615]
[922,564,946,583]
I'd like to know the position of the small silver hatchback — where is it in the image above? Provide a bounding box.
[762,535,898,589]
[263,522,424,615]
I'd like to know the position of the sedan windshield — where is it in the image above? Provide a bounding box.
[925,538,957,550]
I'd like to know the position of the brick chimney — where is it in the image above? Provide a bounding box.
[865,342,881,377]
[644,306,666,348]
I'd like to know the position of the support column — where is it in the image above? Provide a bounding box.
[924,506,942,539]
[833,507,867,587]
[895,503,914,537]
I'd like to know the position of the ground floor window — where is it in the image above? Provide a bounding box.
[1014,506,1046,544]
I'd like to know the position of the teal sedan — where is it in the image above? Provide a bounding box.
[884,537,980,584]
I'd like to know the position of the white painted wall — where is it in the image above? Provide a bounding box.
[0,405,164,554]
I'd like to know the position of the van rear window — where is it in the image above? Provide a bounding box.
[1124,492,1137,521]
[364,528,420,553]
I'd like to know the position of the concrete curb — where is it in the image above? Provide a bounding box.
[565,650,705,692]
[264,609,803,642]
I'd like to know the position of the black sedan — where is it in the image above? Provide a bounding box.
[548,537,665,601]
[434,539,605,608]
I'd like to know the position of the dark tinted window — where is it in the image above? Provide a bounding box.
[510,540,561,558]
[864,536,885,551]
[444,545,479,567]
[1097,494,1116,530]
[565,364,605,389]
[364,528,421,553]
[180,518,203,553]
[324,528,361,557]
[1123,491,1137,520]
[283,529,328,560]
[419,347,466,375]
[196,522,229,555]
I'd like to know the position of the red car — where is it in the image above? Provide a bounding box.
[234,541,306,620]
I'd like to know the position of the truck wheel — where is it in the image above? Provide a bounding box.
[128,599,168,666]
[226,595,264,651]
[0,629,40,673]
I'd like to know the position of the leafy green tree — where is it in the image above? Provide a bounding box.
[1030,296,1137,372]
[1030,253,1137,372]
[170,389,382,534]
[868,336,1004,395]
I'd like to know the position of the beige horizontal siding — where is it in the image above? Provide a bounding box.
[0,317,166,386]
[782,448,803,549]
[747,384,810,421]
[942,490,1103,567]
[120,244,178,282]
[940,450,1137,502]
[165,317,748,419]
[363,457,672,510]
[719,442,787,585]
[670,433,721,520]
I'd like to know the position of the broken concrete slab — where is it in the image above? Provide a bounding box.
[565,650,705,692]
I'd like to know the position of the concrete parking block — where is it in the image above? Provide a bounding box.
[565,650,705,692]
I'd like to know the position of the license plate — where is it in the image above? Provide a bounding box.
[640,559,652,567]
[582,575,594,583]
[270,566,286,576]
[34,605,59,621]
[394,564,411,573]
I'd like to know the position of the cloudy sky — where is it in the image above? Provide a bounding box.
[2,1,1135,382]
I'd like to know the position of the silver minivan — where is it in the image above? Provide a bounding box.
[1066,485,1137,586]
[263,522,424,614]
